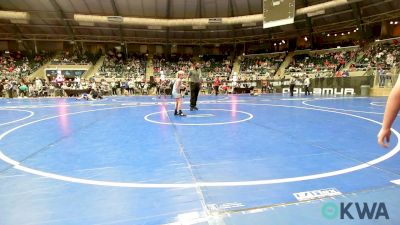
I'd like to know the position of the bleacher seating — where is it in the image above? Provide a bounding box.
[240,53,285,79]
[153,54,232,78]
[285,49,358,78]
[0,51,51,79]
[355,42,400,71]
[51,51,100,65]
[153,54,192,78]
[201,55,232,76]
[98,53,147,78]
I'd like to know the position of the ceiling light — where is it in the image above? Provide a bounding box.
[263,18,294,29]
[307,10,325,17]
[0,10,30,20]
[107,16,123,24]
[10,19,29,24]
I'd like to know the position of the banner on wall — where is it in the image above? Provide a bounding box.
[268,76,373,95]
[45,69,87,78]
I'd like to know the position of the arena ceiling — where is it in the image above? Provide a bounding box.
[0,0,399,44]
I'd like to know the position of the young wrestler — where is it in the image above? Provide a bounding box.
[172,71,186,116]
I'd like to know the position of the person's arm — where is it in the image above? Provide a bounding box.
[378,77,400,147]
[198,69,203,83]
[175,79,181,93]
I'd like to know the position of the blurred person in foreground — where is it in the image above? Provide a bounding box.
[378,74,400,148]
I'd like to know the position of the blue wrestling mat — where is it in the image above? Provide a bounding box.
[0,94,399,225]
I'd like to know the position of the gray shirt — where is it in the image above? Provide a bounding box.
[289,77,296,85]
[189,69,202,83]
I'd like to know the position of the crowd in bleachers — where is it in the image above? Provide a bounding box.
[0,51,51,79]
[240,54,285,79]
[1,38,399,98]
[153,54,191,78]
[286,49,358,78]
[153,54,232,79]
[201,55,232,75]
[51,51,100,65]
[98,52,146,78]
[355,42,400,71]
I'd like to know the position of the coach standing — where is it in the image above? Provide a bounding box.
[189,63,202,111]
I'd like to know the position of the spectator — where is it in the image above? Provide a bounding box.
[379,66,385,87]
[304,75,311,95]
[213,76,220,96]
[0,80,3,97]
[289,75,296,97]
[19,82,28,97]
